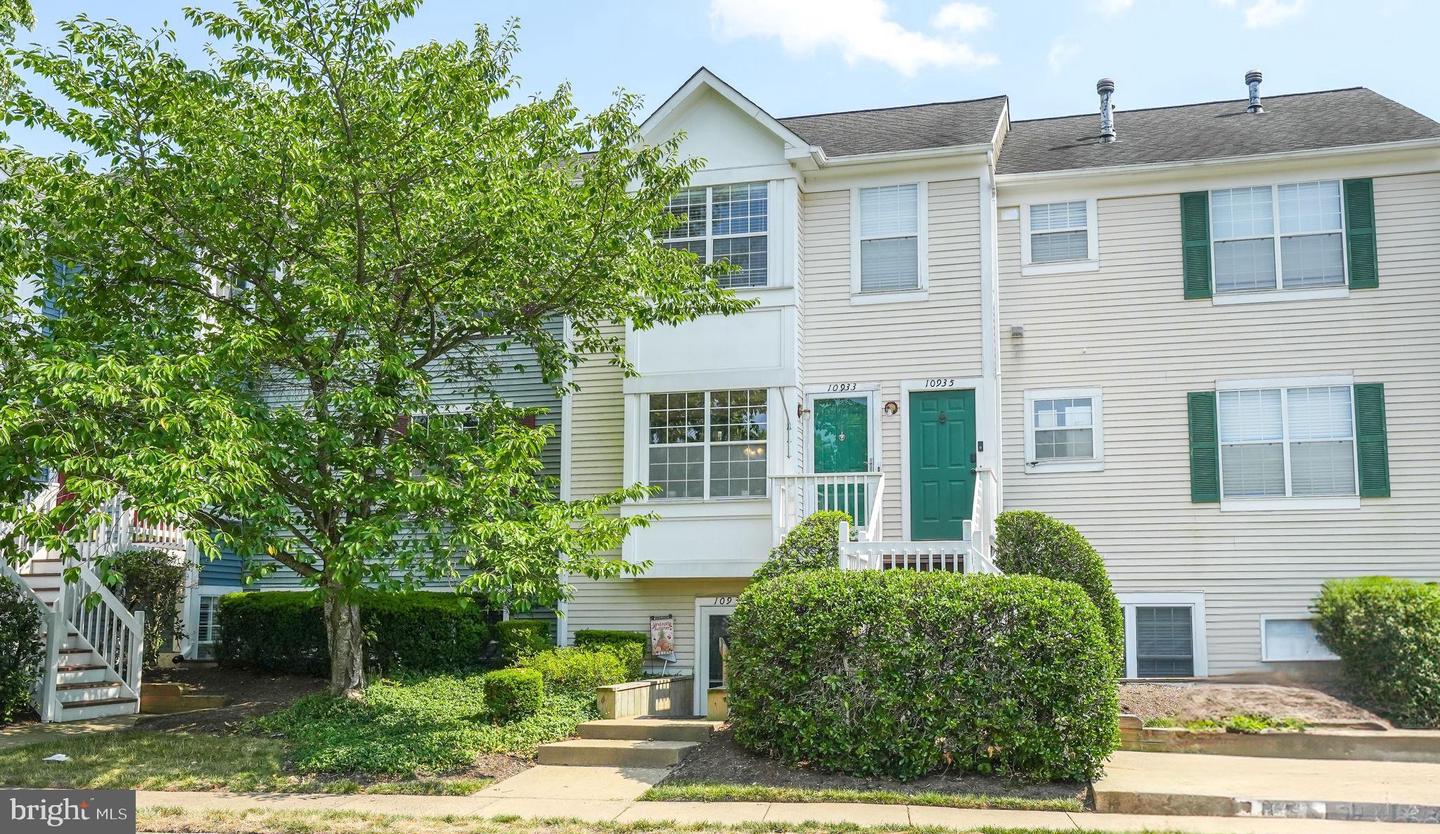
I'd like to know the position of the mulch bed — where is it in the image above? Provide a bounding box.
[135,663,327,733]
[659,728,1087,805]
[1119,680,1386,726]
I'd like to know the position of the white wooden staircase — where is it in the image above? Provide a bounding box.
[1,485,180,722]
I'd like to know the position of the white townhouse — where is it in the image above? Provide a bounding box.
[559,67,1440,710]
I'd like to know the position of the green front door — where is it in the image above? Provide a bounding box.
[813,397,869,526]
[909,390,976,540]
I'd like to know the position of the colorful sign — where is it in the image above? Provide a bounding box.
[649,614,676,662]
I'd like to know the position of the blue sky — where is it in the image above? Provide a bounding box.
[10,0,1439,157]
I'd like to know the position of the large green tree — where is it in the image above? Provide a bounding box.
[1,0,744,694]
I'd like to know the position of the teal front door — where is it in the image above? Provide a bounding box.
[908,390,976,540]
[812,397,869,526]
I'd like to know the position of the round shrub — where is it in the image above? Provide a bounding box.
[728,570,1118,782]
[753,510,851,581]
[483,668,544,723]
[574,630,646,680]
[516,647,630,696]
[496,620,552,666]
[993,510,1124,675]
[1313,577,1440,727]
[0,574,44,724]
[107,548,188,668]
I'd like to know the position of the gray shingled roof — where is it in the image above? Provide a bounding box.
[996,88,1440,175]
[778,97,1007,157]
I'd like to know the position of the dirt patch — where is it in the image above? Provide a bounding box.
[659,728,1086,805]
[135,664,326,733]
[1119,681,1385,725]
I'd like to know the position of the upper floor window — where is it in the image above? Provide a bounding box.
[663,183,768,289]
[1218,384,1355,499]
[1210,181,1345,295]
[857,183,922,294]
[647,389,768,500]
[1029,201,1089,263]
[1024,388,1104,472]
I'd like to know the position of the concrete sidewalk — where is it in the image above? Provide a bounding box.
[135,789,1440,829]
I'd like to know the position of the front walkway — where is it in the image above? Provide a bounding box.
[137,774,1440,833]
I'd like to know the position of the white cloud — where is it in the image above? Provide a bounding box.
[1094,0,1135,14]
[932,2,994,32]
[1047,36,1080,74]
[1241,0,1305,27]
[708,0,998,76]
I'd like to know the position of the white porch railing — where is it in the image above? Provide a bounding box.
[965,466,1002,575]
[771,471,885,543]
[835,465,1003,576]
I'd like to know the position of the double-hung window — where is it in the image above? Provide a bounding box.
[197,595,221,645]
[856,184,922,294]
[1218,385,1356,499]
[648,389,768,500]
[662,183,769,289]
[1210,181,1346,295]
[1024,388,1103,471]
[1028,201,1092,263]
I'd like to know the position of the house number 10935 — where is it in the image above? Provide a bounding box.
[924,378,957,388]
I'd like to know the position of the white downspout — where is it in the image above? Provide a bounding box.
[978,151,1003,512]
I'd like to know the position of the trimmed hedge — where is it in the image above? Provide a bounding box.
[516,647,631,696]
[496,620,551,666]
[1313,577,1440,728]
[483,668,544,723]
[217,591,496,676]
[753,510,850,581]
[728,570,1119,781]
[993,510,1125,675]
[574,630,647,680]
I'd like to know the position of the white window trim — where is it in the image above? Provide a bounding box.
[1259,614,1340,663]
[1120,592,1208,679]
[804,385,882,474]
[1208,180,1348,303]
[644,390,769,503]
[849,181,928,303]
[664,182,773,290]
[1023,387,1104,473]
[1019,198,1100,276]
[1214,374,1361,512]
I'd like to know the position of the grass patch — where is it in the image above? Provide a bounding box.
[139,806,1172,834]
[254,673,594,776]
[642,782,1084,812]
[1141,714,1308,734]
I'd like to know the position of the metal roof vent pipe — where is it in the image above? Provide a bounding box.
[1097,78,1116,143]
[1246,69,1264,113]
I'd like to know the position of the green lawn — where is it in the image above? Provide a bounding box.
[0,673,594,794]
[642,782,1084,813]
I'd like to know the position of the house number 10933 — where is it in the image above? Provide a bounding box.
[825,383,858,393]
[924,378,957,388]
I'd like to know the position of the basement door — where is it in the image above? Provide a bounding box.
[908,389,976,540]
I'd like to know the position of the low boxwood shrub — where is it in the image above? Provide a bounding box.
[496,620,552,666]
[728,569,1118,782]
[516,647,630,696]
[574,630,646,679]
[217,591,497,676]
[1313,577,1440,727]
[0,574,44,724]
[993,510,1124,675]
[753,510,851,581]
[484,668,544,723]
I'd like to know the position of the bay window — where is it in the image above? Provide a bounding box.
[648,389,768,500]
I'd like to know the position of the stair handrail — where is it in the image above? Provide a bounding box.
[964,466,1003,575]
[858,473,885,542]
[58,553,146,697]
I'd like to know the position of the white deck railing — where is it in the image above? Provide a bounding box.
[835,466,1004,576]
[771,471,885,543]
[965,466,1002,575]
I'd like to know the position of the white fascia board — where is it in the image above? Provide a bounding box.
[996,138,1440,203]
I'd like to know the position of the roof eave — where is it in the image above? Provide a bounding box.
[816,142,994,168]
[996,136,1440,183]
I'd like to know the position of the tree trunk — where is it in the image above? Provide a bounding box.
[323,589,365,697]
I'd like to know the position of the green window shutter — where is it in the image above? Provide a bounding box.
[1344,178,1378,289]
[1180,192,1212,299]
[1187,391,1220,503]
[1354,383,1390,498]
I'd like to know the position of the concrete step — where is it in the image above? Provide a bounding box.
[536,738,698,768]
[59,697,139,722]
[1094,751,1440,824]
[577,718,718,743]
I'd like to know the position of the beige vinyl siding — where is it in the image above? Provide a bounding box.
[801,178,983,536]
[567,322,626,502]
[999,172,1440,675]
[565,577,748,673]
